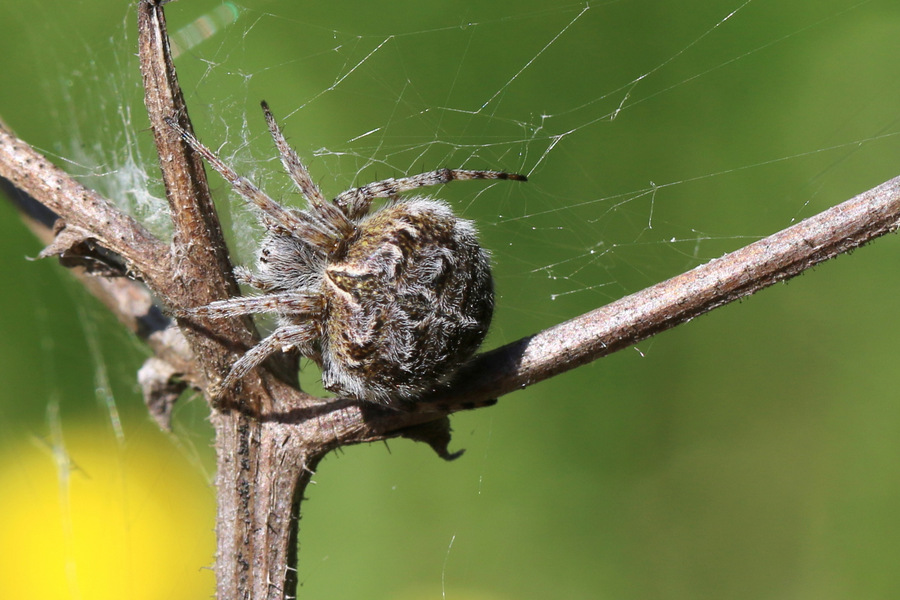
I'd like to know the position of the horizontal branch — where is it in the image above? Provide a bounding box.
[448,173,900,403]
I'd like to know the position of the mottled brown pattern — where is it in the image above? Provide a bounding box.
[169,102,525,405]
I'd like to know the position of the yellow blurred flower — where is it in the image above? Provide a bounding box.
[0,423,215,600]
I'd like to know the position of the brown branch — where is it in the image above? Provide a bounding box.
[442,173,900,404]
[136,0,305,409]
[0,123,171,289]
[136,0,234,304]
[136,0,256,373]
[135,3,323,599]
[0,166,199,425]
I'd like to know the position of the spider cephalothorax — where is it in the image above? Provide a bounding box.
[167,102,525,405]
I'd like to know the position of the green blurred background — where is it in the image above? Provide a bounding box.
[3,1,900,598]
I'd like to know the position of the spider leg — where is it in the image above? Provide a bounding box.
[261,101,357,239]
[210,323,320,398]
[234,266,275,292]
[165,117,342,252]
[260,101,326,204]
[185,292,322,319]
[332,168,527,220]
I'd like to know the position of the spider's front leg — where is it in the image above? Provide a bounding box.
[234,266,276,292]
[165,115,343,249]
[177,293,323,397]
[208,322,321,398]
[183,292,322,319]
[332,168,527,220]
[260,101,357,243]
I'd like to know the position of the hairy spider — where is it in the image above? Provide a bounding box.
[166,102,525,405]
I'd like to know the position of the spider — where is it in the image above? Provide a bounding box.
[166,102,525,406]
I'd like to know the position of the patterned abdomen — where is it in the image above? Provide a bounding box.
[321,198,493,403]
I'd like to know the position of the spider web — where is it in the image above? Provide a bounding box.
[2,1,900,599]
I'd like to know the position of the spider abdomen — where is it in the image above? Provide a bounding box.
[320,198,493,403]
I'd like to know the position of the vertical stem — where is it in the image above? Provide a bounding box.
[137,0,232,291]
[213,411,318,599]
[137,3,317,597]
